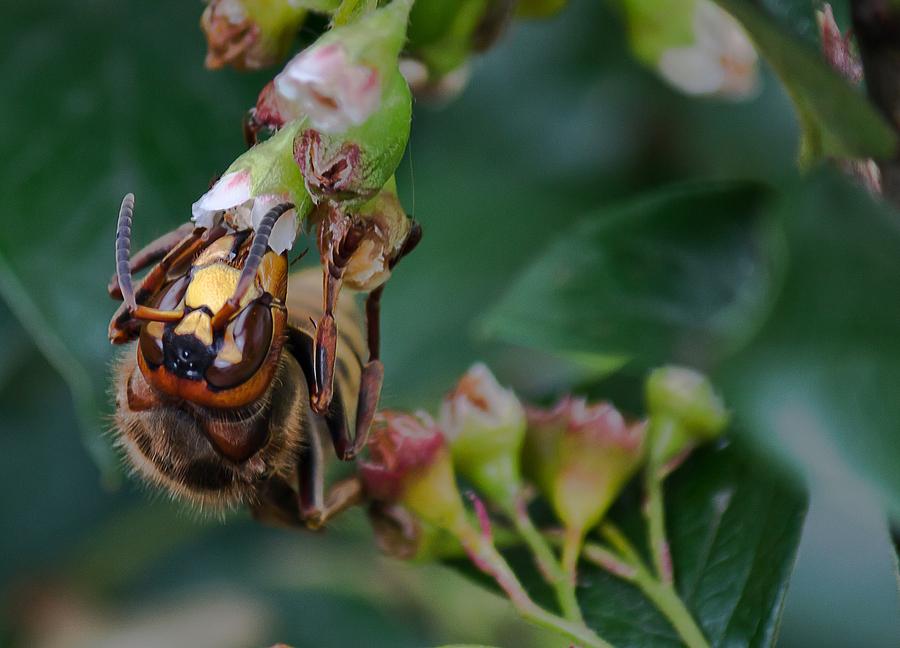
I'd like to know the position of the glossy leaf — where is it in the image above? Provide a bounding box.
[456,442,807,647]
[711,0,898,163]
[480,182,785,374]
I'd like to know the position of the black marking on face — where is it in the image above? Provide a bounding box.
[163,330,214,380]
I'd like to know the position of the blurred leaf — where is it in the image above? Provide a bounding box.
[719,170,900,515]
[480,182,784,374]
[455,442,807,647]
[0,0,265,472]
[711,0,898,163]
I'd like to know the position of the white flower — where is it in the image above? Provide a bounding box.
[191,169,298,253]
[273,42,380,133]
[658,0,759,99]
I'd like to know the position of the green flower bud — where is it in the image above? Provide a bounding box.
[292,67,411,205]
[367,501,462,562]
[523,397,647,533]
[201,0,307,71]
[644,365,729,470]
[407,0,513,81]
[359,412,469,534]
[439,363,526,509]
[623,0,759,98]
[254,0,413,135]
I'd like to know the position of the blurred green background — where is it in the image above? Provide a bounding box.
[0,0,898,646]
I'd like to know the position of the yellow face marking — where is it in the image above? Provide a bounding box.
[216,325,244,365]
[174,310,214,346]
[185,264,260,315]
[146,321,165,339]
[193,235,236,267]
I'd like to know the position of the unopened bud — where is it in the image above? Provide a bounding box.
[523,397,647,533]
[358,412,468,533]
[201,0,307,71]
[255,0,413,134]
[625,0,759,99]
[367,501,461,561]
[645,366,729,471]
[292,67,411,205]
[439,364,526,508]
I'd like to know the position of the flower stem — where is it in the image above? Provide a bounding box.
[453,522,613,648]
[645,422,675,584]
[506,496,583,623]
[561,524,586,590]
[587,524,709,648]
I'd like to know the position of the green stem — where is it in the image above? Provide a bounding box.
[645,420,676,585]
[506,497,583,623]
[587,524,709,648]
[561,524,586,588]
[453,522,613,648]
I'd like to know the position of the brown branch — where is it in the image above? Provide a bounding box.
[852,0,900,204]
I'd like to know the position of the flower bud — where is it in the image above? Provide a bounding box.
[367,501,462,561]
[358,412,468,533]
[644,366,729,470]
[201,0,307,71]
[315,176,412,291]
[191,121,313,252]
[292,67,411,205]
[625,0,759,99]
[407,0,513,84]
[190,170,300,253]
[439,363,526,508]
[255,0,413,134]
[523,397,647,533]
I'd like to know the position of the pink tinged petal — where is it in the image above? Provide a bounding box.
[274,43,381,133]
[191,169,253,227]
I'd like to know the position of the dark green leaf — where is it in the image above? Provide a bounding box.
[719,170,900,515]
[712,0,898,163]
[0,1,265,472]
[455,442,807,647]
[480,182,785,374]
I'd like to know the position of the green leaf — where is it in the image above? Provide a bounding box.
[711,0,898,163]
[480,182,785,374]
[719,170,900,515]
[0,1,264,473]
[456,442,807,647]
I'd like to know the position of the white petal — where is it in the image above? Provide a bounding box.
[268,212,298,254]
[191,169,252,226]
[658,46,726,95]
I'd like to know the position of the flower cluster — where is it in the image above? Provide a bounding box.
[356,362,728,646]
[193,0,415,261]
